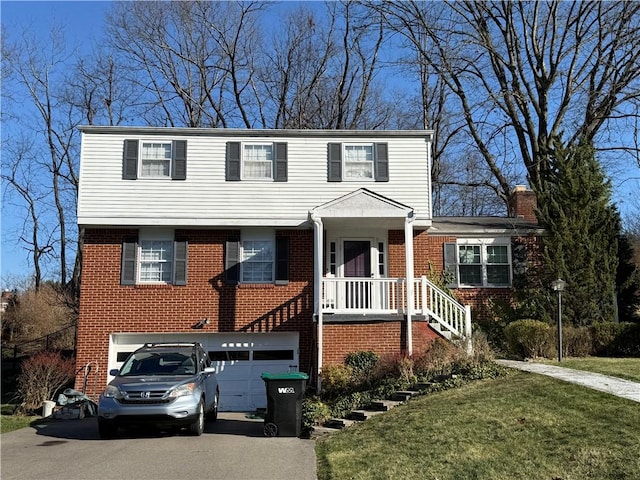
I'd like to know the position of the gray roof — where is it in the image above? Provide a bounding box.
[430,216,543,236]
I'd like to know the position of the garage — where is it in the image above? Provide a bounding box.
[108,332,300,412]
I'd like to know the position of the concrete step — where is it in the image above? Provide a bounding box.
[368,399,404,411]
[324,418,358,429]
[392,390,419,401]
[349,409,385,421]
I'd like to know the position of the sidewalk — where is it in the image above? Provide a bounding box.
[496,359,640,403]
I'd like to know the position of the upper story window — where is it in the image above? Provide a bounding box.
[243,144,274,180]
[121,229,188,286]
[141,142,172,177]
[242,239,274,282]
[344,144,374,179]
[444,240,511,287]
[328,142,388,182]
[122,139,187,181]
[226,142,288,182]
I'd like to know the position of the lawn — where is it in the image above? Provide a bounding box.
[316,372,640,480]
[540,357,640,383]
[0,410,40,434]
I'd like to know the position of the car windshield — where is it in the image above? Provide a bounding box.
[119,349,196,376]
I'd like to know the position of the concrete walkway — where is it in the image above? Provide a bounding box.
[496,359,640,403]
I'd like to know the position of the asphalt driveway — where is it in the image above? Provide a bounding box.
[1,413,317,480]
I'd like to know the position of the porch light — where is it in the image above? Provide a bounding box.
[551,279,566,362]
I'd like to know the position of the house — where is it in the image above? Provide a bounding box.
[75,127,541,411]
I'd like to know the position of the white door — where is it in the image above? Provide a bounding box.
[109,332,300,412]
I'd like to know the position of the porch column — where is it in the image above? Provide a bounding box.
[311,213,324,390]
[404,212,415,356]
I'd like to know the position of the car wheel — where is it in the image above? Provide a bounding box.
[206,390,219,422]
[263,422,278,437]
[98,420,118,439]
[189,399,205,436]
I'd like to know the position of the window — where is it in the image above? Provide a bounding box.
[226,142,287,182]
[139,240,173,282]
[328,142,388,182]
[120,230,188,285]
[243,144,273,179]
[242,240,274,282]
[444,241,511,287]
[141,142,171,177]
[122,139,187,180]
[224,233,289,285]
[344,144,374,179]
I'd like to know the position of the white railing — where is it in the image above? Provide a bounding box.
[321,276,471,339]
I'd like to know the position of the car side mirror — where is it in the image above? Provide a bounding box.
[109,368,120,376]
[203,367,216,374]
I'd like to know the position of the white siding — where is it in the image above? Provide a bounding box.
[77,129,432,227]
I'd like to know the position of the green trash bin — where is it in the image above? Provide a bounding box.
[261,372,309,437]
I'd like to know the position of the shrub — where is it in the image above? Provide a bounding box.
[591,322,640,356]
[561,325,592,357]
[319,364,353,398]
[344,350,379,372]
[15,351,75,415]
[470,329,495,364]
[504,319,554,359]
[413,338,461,380]
[302,396,331,433]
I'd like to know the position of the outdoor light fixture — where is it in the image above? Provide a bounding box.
[551,279,567,362]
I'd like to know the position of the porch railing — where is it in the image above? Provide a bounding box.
[321,276,471,339]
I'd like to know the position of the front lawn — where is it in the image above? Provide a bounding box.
[316,372,640,480]
[540,357,640,382]
[0,405,40,434]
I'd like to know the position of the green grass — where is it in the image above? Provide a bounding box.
[316,372,640,480]
[1,405,41,434]
[539,357,640,382]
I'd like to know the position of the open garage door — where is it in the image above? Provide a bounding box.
[108,332,300,412]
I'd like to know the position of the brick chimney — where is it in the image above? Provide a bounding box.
[510,185,537,223]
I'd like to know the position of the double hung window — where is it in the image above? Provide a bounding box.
[225,142,287,182]
[242,239,274,282]
[121,229,188,285]
[445,241,511,287]
[141,142,172,177]
[344,145,374,179]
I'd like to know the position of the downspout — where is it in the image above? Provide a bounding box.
[404,212,415,356]
[311,212,324,391]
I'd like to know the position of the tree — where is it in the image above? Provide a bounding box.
[376,1,640,212]
[536,139,620,326]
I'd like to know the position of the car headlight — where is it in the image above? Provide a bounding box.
[168,382,196,399]
[102,385,123,399]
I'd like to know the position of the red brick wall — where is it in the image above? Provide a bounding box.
[76,228,315,396]
[321,320,439,365]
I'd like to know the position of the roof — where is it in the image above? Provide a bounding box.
[430,216,543,236]
[78,125,434,140]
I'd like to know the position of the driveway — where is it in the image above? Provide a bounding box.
[0,413,317,480]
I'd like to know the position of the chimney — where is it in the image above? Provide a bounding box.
[510,185,537,223]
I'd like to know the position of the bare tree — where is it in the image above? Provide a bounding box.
[376,1,640,208]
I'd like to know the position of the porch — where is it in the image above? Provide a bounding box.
[320,276,471,340]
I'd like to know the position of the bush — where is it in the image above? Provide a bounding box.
[319,364,353,398]
[413,338,461,380]
[504,319,554,359]
[302,396,331,433]
[561,325,592,357]
[14,351,75,415]
[591,322,640,356]
[344,350,378,372]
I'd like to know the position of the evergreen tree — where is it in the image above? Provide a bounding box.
[535,139,619,326]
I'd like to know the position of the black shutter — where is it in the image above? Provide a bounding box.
[374,143,389,182]
[328,143,342,182]
[121,239,138,285]
[224,239,241,285]
[174,240,188,285]
[226,142,241,181]
[172,140,187,180]
[274,143,288,182]
[122,140,138,180]
[275,237,289,283]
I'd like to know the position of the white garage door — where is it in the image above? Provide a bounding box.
[108,332,300,412]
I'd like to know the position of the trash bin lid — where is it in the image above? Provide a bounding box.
[261,372,309,381]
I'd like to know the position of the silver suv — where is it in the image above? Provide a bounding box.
[97,342,219,438]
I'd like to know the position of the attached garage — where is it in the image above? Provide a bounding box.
[108,332,300,412]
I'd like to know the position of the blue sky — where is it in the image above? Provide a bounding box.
[1,1,112,286]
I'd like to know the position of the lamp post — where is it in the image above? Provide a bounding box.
[551,279,567,362]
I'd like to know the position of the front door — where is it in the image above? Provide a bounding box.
[344,240,371,308]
